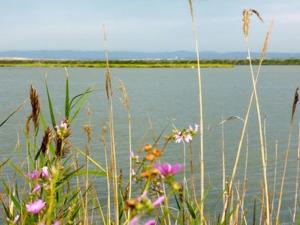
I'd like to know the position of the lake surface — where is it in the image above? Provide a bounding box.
[0,66,299,223]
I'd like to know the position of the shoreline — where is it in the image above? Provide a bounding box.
[0,59,299,68]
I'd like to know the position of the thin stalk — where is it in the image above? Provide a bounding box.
[270,140,278,223]
[246,37,270,225]
[292,124,300,224]
[102,125,111,225]
[221,116,226,205]
[187,0,205,220]
[189,142,198,207]
[240,134,249,224]
[276,125,294,224]
[221,23,273,223]
[103,25,119,225]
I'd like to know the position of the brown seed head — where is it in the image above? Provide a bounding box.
[39,127,52,155]
[29,85,40,131]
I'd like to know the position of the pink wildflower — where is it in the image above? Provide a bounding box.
[144,219,156,225]
[13,214,20,223]
[184,134,192,143]
[60,121,67,130]
[129,216,139,225]
[152,196,165,207]
[41,167,49,179]
[26,199,46,215]
[32,184,42,193]
[174,133,183,143]
[52,220,61,225]
[27,170,41,180]
[155,163,184,177]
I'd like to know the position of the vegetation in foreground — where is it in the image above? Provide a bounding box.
[1,5,300,225]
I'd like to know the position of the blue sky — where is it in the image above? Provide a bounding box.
[0,0,299,52]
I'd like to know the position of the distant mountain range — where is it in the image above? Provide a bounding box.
[1,50,300,60]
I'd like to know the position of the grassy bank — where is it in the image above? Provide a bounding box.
[0,59,300,68]
[0,59,234,68]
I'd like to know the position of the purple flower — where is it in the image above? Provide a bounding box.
[144,219,156,225]
[129,216,139,225]
[26,199,46,215]
[41,167,49,179]
[152,196,165,207]
[32,184,42,193]
[27,170,41,180]
[155,163,184,177]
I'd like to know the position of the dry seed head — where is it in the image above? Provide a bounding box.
[261,22,274,59]
[242,9,250,38]
[118,79,130,111]
[83,124,92,143]
[243,9,263,39]
[29,85,40,130]
[39,127,52,155]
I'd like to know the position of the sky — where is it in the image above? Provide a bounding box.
[0,0,300,52]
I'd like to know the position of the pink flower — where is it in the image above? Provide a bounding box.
[155,163,184,177]
[41,167,49,179]
[26,199,46,215]
[13,214,20,223]
[27,170,41,180]
[32,184,42,193]
[184,134,192,143]
[60,122,67,130]
[52,220,61,225]
[174,133,183,143]
[129,216,139,225]
[152,196,165,207]
[144,219,156,225]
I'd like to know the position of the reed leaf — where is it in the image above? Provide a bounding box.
[65,68,70,120]
[291,87,299,123]
[0,100,26,128]
[45,78,57,128]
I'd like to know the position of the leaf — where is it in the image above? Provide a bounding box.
[65,68,70,120]
[45,78,56,128]
[0,159,9,170]
[75,147,106,174]
[186,200,197,219]
[0,99,26,128]
[3,182,21,212]
[70,88,94,110]
[291,87,299,123]
[56,166,83,187]
[173,194,181,210]
[69,90,91,124]
[77,169,106,177]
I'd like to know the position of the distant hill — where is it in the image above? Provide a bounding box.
[0,50,300,60]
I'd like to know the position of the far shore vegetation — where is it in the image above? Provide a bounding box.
[0,58,300,68]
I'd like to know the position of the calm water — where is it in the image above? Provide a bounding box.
[0,66,300,223]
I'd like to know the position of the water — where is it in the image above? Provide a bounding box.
[0,66,299,223]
